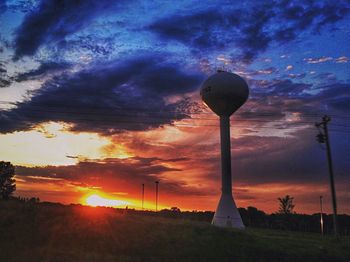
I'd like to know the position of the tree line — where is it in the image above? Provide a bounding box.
[142,196,350,235]
[1,161,349,235]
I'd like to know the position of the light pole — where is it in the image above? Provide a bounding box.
[155,181,159,212]
[142,183,144,210]
[320,196,324,236]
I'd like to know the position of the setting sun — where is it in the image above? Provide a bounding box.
[85,194,130,207]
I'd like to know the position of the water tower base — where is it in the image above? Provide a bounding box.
[212,194,245,229]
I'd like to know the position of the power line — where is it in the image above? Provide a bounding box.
[1,104,350,128]
[1,100,350,134]
[4,113,350,134]
[3,108,350,129]
[1,100,350,120]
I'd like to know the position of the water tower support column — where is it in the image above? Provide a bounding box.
[220,116,232,196]
[211,116,245,229]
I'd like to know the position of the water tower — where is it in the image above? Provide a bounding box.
[200,71,249,229]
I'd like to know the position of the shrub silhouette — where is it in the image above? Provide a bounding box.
[0,161,16,200]
[278,195,295,215]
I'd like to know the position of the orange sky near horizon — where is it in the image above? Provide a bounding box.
[14,172,346,214]
[6,120,348,215]
[1,0,350,220]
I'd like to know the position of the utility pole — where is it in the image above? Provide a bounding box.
[315,115,338,237]
[320,196,324,236]
[155,181,159,212]
[142,183,144,210]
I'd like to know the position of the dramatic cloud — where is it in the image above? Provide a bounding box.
[0,62,11,87]
[13,119,350,212]
[1,0,349,213]
[149,7,270,60]
[0,78,11,87]
[149,9,241,49]
[13,0,126,59]
[0,0,7,15]
[15,156,208,197]
[14,61,72,82]
[149,0,350,60]
[243,79,350,120]
[0,54,203,134]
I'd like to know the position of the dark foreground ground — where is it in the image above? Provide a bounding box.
[0,201,349,262]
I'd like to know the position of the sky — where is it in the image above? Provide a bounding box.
[0,0,349,214]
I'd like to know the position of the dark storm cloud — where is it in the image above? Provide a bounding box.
[148,7,267,61]
[237,7,273,61]
[0,62,12,87]
[149,9,241,49]
[13,0,126,59]
[242,78,350,119]
[0,64,6,73]
[17,157,180,180]
[273,1,349,33]
[14,61,71,82]
[58,35,116,57]
[238,78,313,120]
[12,0,350,61]
[1,61,70,88]
[15,157,207,196]
[0,54,203,134]
[149,0,350,61]
[0,78,11,87]
[0,0,7,15]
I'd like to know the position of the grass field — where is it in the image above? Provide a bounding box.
[0,200,349,262]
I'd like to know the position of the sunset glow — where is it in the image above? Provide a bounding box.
[0,0,349,215]
[85,194,130,208]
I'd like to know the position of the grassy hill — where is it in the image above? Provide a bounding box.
[0,200,349,262]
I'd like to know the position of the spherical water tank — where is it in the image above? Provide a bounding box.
[200,71,249,116]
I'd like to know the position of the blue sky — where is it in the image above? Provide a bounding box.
[0,0,349,213]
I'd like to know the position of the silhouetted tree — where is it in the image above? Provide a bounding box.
[278,195,295,215]
[246,206,267,227]
[0,161,16,199]
[28,197,40,203]
[170,207,181,212]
